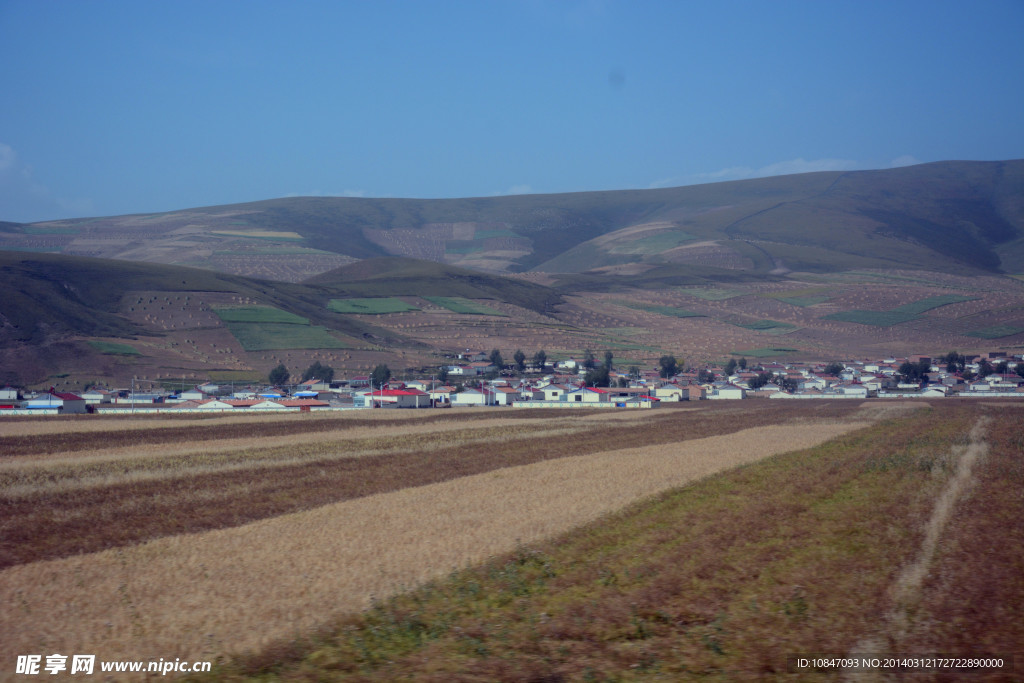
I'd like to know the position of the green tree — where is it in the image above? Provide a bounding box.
[583,349,596,370]
[533,349,548,372]
[268,363,289,386]
[724,358,738,375]
[603,350,614,371]
[513,349,526,373]
[775,373,799,392]
[977,358,993,378]
[489,348,504,371]
[697,368,715,384]
[943,351,965,374]
[584,364,610,387]
[738,357,748,370]
[994,360,1009,375]
[748,371,773,390]
[437,366,449,384]
[823,361,844,376]
[370,364,391,387]
[301,360,334,383]
[628,365,641,380]
[658,355,678,379]
[897,360,931,384]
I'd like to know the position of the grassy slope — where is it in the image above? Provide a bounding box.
[20,160,1024,282]
[305,257,563,315]
[0,250,402,347]
[196,403,1022,682]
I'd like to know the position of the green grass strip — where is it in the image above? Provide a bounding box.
[224,322,349,350]
[823,295,975,326]
[87,341,141,356]
[966,324,1024,339]
[214,306,309,325]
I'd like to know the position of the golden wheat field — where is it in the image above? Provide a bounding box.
[0,403,869,672]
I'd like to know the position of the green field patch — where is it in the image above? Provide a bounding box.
[87,341,141,356]
[423,297,506,316]
[677,287,744,300]
[602,327,646,337]
[609,231,697,254]
[732,347,800,357]
[328,298,420,314]
[614,301,704,318]
[824,295,976,326]
[890,294,975,315]
[966,324,1024,339]
[731,319,797,332]
[213,306,309,325]
[444,245,485,254]
[224,323,349,350]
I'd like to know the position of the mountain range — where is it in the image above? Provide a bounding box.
[2,159,1023,387]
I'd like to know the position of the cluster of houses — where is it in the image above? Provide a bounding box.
[3,351,1022,416]
[360,351,1024,407]
[0,383,334,415]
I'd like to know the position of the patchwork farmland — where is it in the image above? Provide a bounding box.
[1,401,1021,681]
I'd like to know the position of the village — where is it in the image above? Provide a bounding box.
[3,349,1023,416]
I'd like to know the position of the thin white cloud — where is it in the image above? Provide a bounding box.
[494,184,534,196]
[0,142,93,222]
[650,157,862,189]
[890,155,922,168]
[0,142,16,172]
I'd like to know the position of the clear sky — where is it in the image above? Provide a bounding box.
[1,0,1022,223]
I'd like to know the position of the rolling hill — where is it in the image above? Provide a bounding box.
[2,160,1021,285]
[3,160,1024,388]
[0,252,572,386]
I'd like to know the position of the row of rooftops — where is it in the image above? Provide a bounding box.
[3,351,1022,413]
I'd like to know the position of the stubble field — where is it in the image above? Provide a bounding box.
[1,401,1021,681]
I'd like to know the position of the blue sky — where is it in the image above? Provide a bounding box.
[1,0,1022,223]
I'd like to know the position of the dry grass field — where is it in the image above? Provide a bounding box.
[2,401,1021,681]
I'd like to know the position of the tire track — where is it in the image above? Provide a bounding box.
[845,416,990,680]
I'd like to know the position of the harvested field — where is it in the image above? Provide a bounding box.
[0,404,859,567]
[0,412,865,668]
[2,401,1019,682]
[201,402,1023,682]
